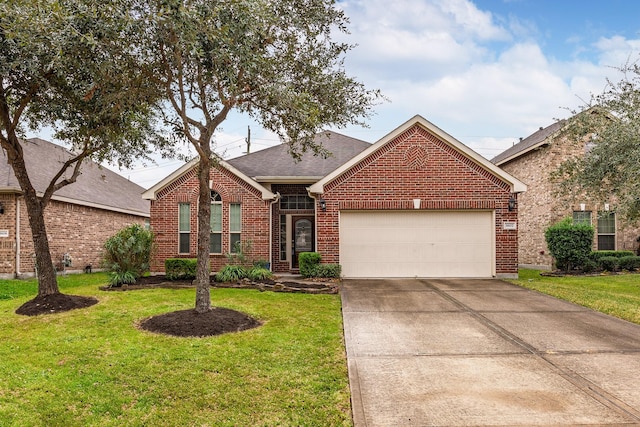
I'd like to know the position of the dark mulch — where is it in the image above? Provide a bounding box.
[139,307,261,337]
[15,293,98,316]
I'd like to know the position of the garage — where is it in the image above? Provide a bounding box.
[339,210,494,278]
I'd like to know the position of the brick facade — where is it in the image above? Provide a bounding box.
[317,125,519,276]
[0,193,147,278]
[499,135,640,269]
[149,165,271,273]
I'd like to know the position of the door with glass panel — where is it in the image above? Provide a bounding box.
[292,216,314,268]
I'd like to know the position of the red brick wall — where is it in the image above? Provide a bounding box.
[317,125,519,275]
[0,195,147,277]
[150,165,271,273]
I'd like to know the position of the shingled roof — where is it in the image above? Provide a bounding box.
[0,138,149,216]
[226,131,371,182]
[492,120,566,165]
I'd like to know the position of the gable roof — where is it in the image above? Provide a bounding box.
[0,138,149,216]
[309,115,527,194]
[141,156,277,201]
[226,131,371,183]
[491,120,566,166]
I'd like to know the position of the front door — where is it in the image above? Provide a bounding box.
[293,216,314,268]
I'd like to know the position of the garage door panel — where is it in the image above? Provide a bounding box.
[340,211,494,278]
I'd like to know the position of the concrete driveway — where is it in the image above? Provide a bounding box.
[341,278,640,426]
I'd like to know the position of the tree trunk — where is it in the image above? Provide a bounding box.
[24,195,59,296]
[194,149,212,313]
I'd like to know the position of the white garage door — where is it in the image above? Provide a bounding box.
[340,211,494,278]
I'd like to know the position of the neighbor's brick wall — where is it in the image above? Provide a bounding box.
[317,124,519,275]
[150,165,271,273]
[500,136,640,269]
[17,197,147,275]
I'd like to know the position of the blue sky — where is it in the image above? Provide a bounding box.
[101,0,640,187]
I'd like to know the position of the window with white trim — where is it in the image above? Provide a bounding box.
[230,203,241,253]
[210,191,222,254]
[178,203,190,254]
[572,211,591,226]
[597,212,615,250]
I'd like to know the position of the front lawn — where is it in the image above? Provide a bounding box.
[0,273,351,426]
[508,269,640,325]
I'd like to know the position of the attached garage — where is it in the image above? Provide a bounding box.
[339,210,495,278]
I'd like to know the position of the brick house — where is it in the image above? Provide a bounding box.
[492,119,640,269]
[0,138,150,278]
[144,116,526,278]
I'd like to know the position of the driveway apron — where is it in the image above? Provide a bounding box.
[341,278,640,426]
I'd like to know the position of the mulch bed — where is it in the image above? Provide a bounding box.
[15,293,98,316]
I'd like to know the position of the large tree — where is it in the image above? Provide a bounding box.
[0,0,163,301]
[142,0,381,313]
[554,60,640,221]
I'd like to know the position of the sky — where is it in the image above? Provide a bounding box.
[87,0,640,187]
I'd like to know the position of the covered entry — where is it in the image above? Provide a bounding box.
[339,210,494,278]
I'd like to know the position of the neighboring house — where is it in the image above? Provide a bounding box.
[144,115,526,278]
[0,138,150,278]
[492,120,640,269]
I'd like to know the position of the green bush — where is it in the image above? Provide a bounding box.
[165,258,197,280]
[299,252,322,278]
[599,256,620,272]
[544,218,594,271]
[590,250,635,261]
[103,224,154,286]
[215,265,248,282]
[313,264,342,278]
[247,267,273,281]
[581,258,599,273]
[619,255,640,271]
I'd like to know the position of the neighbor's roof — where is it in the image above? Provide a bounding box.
[309,115,527,194]
[0,138,149,216]
[491,120,566,166]
[226,131,371,183]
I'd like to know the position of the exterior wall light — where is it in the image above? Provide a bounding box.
[508,196,517,212]
[319,199,326,212]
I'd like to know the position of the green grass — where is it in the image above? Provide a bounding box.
[508,269,640,324]
[0,273,351,426]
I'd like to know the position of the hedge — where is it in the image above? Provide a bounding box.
[165,258,197,280]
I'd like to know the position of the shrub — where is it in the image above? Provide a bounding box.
[165,258,197,280]
[619,255,640,271]
[299,252,322,278]
[247,267,273,281]
[215,265,248,282]
[544,218,594,271]
[103,224,154,286]
[599,256,620,272]
[313,264,342,278]
[581,258,599,273]
[253,259,270,269]
[590,250,635,261]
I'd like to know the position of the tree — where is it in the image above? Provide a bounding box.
[553,59,640,221]
[142,0,381,313]
[0,0,163,302]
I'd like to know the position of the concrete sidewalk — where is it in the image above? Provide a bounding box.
[341,278,640,426]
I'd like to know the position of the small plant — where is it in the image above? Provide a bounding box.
[165,258,197,280]
[248,267,273,281]
[599,256,620,272]
[299,252,322,278]
[216,265,248,282]
[225,240,253,267]
[103,224,154,286]
[314,264,341,278]
[619,255,640,271]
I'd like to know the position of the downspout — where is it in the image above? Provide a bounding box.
[15,195,20,277]
[268,192,281,271]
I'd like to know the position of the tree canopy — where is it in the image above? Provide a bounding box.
[139,0,382,312]
[553,59,640,221]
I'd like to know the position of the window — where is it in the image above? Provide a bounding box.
[280,214,287,261]
[572,211,591,226]
[280,194,314,210]
[178,203,190,253]
[597,212,615,250]
[230,203,241,253]
[210,191,222,253]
